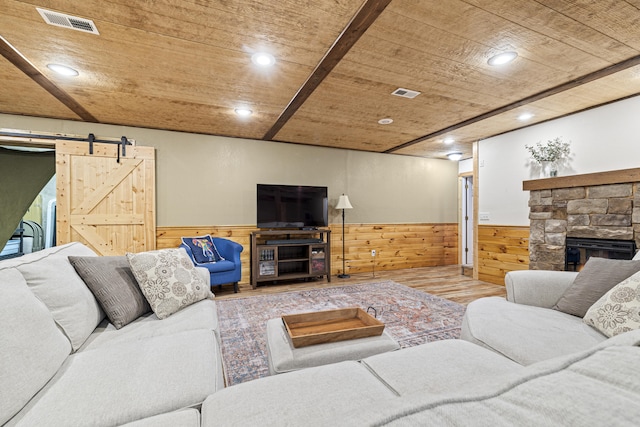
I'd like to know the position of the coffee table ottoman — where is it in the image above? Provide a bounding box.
[266,317,400,375]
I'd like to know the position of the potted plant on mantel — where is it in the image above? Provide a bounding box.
[525,137,571,178]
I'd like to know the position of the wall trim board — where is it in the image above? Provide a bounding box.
[157,223,458,285]
[477,225,530,285]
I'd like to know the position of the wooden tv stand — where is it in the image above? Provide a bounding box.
[250,229,331,289]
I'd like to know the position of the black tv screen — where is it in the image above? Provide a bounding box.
[257,184,328,229]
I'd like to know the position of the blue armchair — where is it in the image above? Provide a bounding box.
[180,236,243,293]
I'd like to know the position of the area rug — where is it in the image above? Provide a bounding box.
[216,280,466,385]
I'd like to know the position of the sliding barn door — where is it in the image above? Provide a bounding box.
[56,141,156,255]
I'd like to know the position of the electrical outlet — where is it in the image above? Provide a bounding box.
[371,250,376,257]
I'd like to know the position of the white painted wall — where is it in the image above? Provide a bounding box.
[478,95,640,226]
[458,158,473,175]
[0,113,458,227]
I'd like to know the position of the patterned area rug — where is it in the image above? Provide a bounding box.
[216,280,466,386]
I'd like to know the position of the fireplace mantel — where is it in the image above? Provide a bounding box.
[523,167,640,191]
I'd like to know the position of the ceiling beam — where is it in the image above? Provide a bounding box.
[0,36,98,122]
[262,0,392,141]
[385,54,640,153]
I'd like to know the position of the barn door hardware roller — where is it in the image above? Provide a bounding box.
[87,133,132,163]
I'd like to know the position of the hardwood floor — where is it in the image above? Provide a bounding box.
[213,265,506,305]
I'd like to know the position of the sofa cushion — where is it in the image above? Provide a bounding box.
[9,329,222,427]
[0,268,72,426]
[201,361,400,427]
[361,339,523,396]
[553,257,640,317]
[461,297,605,364]
[127,248,211,319]
[79,299,219,351]
[69,255,151,329]
[584,270,640,337]
[11,242,105,351]
[592,328,640,349]
[115,409,200,427]
[373,345,640,426]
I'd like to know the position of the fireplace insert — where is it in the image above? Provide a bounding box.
[565,237,636,271]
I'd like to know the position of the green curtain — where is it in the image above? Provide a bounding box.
[0,147,55,248]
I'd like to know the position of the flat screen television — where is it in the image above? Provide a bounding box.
[257,184,328,229]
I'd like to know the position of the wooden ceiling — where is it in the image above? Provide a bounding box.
[2,0,640,160]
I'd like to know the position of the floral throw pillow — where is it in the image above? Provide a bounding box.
[126,248,211,319]
[583,270,640,337]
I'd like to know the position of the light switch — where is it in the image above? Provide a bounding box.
[479,212,490,221]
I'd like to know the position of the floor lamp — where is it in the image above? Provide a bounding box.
[336,194,353,278]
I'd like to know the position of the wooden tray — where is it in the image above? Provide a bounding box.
[282,307,384,348]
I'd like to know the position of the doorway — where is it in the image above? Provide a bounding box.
[461,175,473,268]
[0,145,55,258]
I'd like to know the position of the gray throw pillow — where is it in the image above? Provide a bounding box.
[553,257,640,317]
[69,256,151,329]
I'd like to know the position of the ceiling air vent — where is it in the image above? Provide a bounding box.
[391,88,421,99]
[36,7,99,35]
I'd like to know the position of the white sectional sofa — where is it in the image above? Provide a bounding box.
[1,242,223,427]
[2,243,640,426]
[202,332,640,426]
[201,267,640,426]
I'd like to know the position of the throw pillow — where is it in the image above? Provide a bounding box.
[14,242,104,351]
[583,270,640,337]
[181,235,224,264]
[126,248,212,319]
[553,257,640,317]
[69,256,151,329]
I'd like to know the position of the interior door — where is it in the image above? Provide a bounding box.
[55,141,155,255]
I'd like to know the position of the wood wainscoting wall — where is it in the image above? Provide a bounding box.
[477,225,530,285]
[157,223,458,285]
[338,223,458,275]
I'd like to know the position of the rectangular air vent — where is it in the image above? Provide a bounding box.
[392,88,421,99]
[37,7,99,35]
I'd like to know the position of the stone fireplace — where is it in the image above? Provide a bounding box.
[524,168,640,271]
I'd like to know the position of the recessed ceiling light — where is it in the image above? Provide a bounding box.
[447,152,463,161]
[487,51,518,66]
[234,108,253,117]
[378,118,393,125]
[251,52,275,67]
[46,63,79,76]
[443,137,455,144]
[518,112,534,121]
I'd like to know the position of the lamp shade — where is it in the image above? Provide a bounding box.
[336,194,353,210]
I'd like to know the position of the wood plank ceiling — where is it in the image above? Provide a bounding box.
[1,0,640,160]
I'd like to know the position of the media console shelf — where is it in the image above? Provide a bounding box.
[250,229,331,289]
